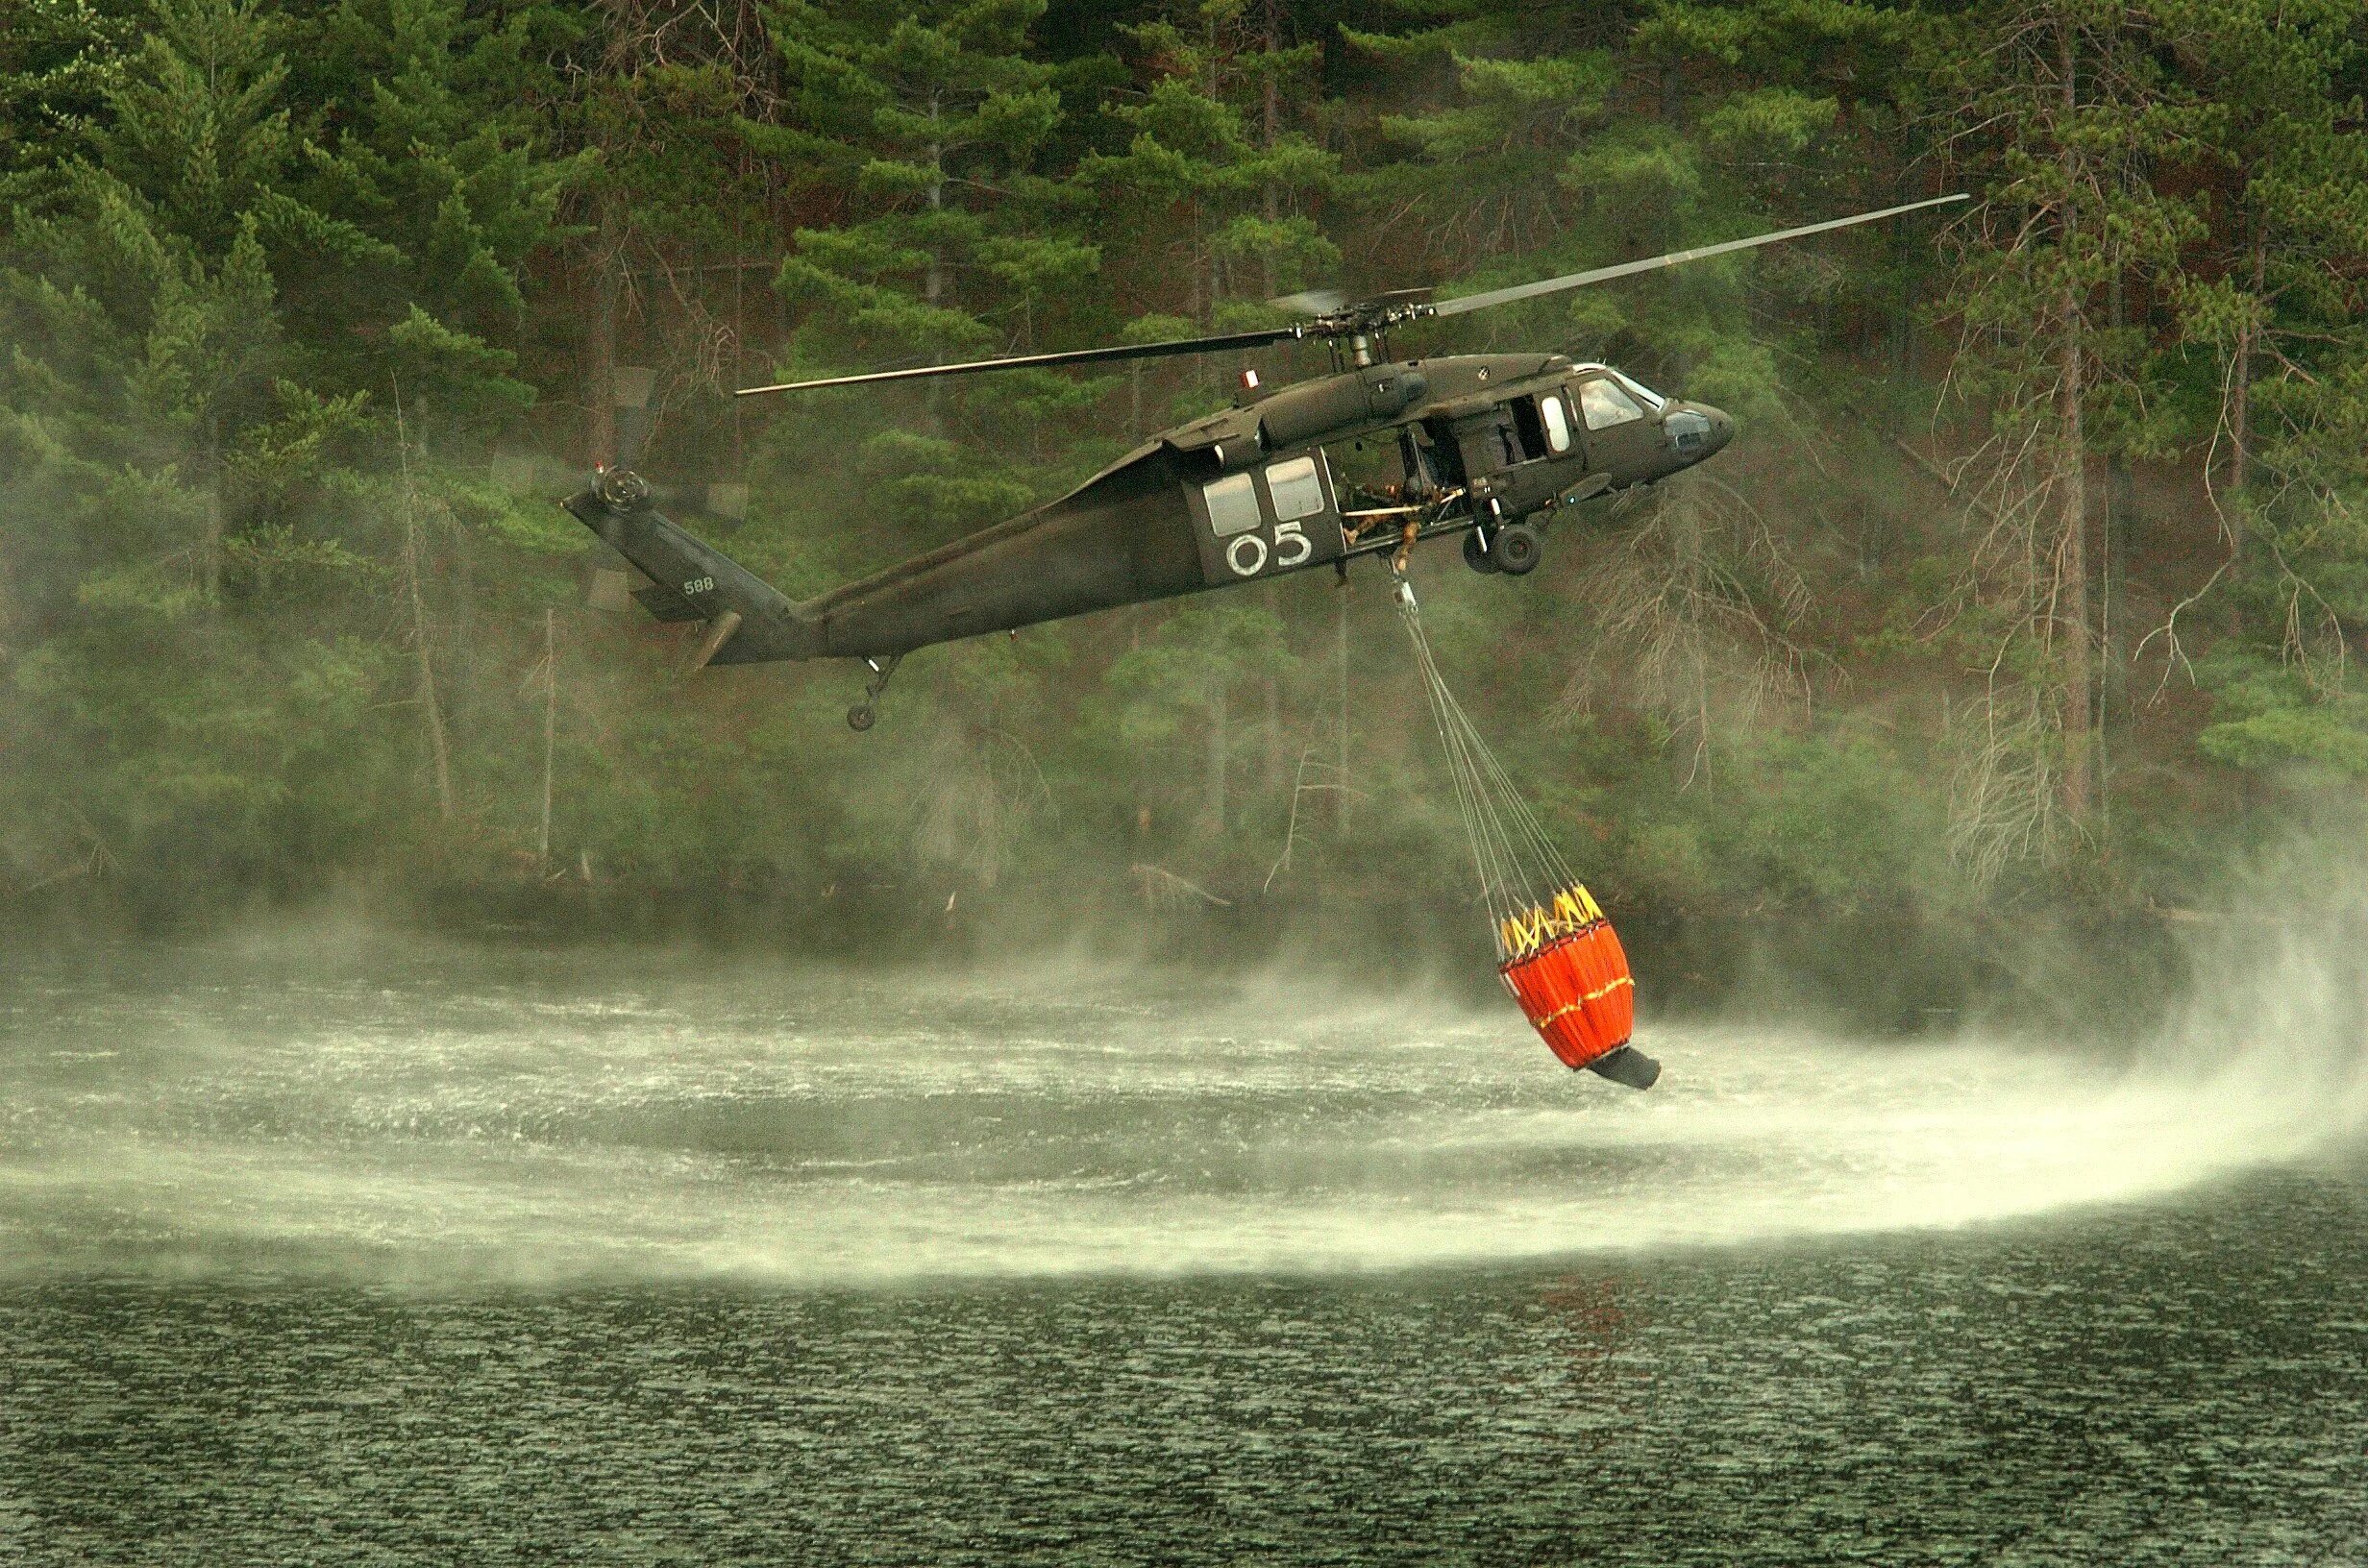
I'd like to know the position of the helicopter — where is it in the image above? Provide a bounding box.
[565,194,1964,729]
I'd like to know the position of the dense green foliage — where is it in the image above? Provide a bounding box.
[7,0,2368,1020]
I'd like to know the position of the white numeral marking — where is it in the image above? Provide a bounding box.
[1272,520,1311,568]
[1226,535,1269,577]
[683,576,715,595]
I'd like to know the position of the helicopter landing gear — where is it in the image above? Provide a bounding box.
[1463,529,1500,574]
[847,653,901,732]
[1489,522,1542,576]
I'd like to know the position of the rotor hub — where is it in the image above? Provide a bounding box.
[596,467,651,512]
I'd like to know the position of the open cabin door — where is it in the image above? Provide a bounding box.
[1441,389,1580,490]
[1184,450,1348,586]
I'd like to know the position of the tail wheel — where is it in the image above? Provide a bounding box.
[847,704,876,732]
[1490,522,1542,576]
[1463,531,1500,574]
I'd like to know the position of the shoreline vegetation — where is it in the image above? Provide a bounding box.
[8,0,2368,1034]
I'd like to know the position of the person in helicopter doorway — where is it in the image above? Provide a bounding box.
[1343,429,1450,574]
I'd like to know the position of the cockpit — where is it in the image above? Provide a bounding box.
[1568,364,1665,429]
[1569,364,1716,457]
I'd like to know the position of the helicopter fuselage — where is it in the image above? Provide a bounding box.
[567,352,1733,670]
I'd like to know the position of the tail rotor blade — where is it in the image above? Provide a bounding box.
[1270,287,1347,317]
[608,364,655,470]
[613,405,654,472]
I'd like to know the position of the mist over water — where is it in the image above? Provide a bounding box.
[5,907,2362,1286]
[10,920,2368,1567]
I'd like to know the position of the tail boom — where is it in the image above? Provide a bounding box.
[564,485,820,665]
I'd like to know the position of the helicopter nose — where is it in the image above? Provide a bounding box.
[1663,404,1733,465]
[1697,404,1733,456]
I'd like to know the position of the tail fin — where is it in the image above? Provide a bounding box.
[564,478,819,666]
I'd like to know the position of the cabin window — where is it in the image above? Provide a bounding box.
[1578,378,1646,430]
[1265,455,1325,522]
[1203,471,1261,537]
[1541,394,1573,453]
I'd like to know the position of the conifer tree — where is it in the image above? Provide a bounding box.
[741,0,1099,572]
[1083,1,1338,331]
[288,0,580,438]
[752,0,1084,376]
[0,0,131,203]
[2161,1,2368,782]
[1925,0,2197,855]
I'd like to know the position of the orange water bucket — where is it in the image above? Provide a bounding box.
[1497,884,1640,1075]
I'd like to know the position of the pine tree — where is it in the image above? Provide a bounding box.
[752,0,1084,374]
[289,0,581,438]
[1083,2,1338,331]
[2159,0,2368,504]
[740,0,1099,578]
[2161,2,2368,784]
[0,0,132,203]
[1925,0,2199,853]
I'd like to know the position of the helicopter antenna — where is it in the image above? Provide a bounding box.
[732,193,1967,398]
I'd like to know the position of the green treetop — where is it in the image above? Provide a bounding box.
[1083,1,1338,330]
[753,0,1083,371]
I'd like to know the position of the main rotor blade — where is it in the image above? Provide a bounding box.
[1429,193,1968,320]
[734,326,1307,398]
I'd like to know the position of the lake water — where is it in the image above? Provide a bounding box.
[2,932,2363,1563]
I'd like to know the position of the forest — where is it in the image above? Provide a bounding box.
[5,0,2367,1025]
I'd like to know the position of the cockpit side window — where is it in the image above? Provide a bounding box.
[1541,394,1572,453]
[1577,378,1646,431]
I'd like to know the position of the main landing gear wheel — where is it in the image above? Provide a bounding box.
[1490,522,1542,576]
[1463,531,1500,574]
[847,652,901,732]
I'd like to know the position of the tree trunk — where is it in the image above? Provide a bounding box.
[1336,585,1351,839]
[925,94,945,309]
[1205,679,1229,836]
[405,500,455,822]
[1891,150,1922,432]
[202,478,223,606]
[2229,233,2265,515]
[2055,20,2093,824]
[539,607,556,868]
[1260,0,1280,300]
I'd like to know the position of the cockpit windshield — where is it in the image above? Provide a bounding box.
[1609,370,1665,411]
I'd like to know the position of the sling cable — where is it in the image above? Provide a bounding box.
[1394,579,1659,1090]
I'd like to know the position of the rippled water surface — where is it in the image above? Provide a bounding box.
[2,936,2364,1563]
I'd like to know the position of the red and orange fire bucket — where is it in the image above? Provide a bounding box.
[1497,884,1651,1084]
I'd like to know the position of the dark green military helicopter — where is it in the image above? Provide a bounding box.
[567,194,1962,729]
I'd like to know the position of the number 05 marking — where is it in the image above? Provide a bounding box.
[1226,535,1269,576]
[1272,520,1311,568]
